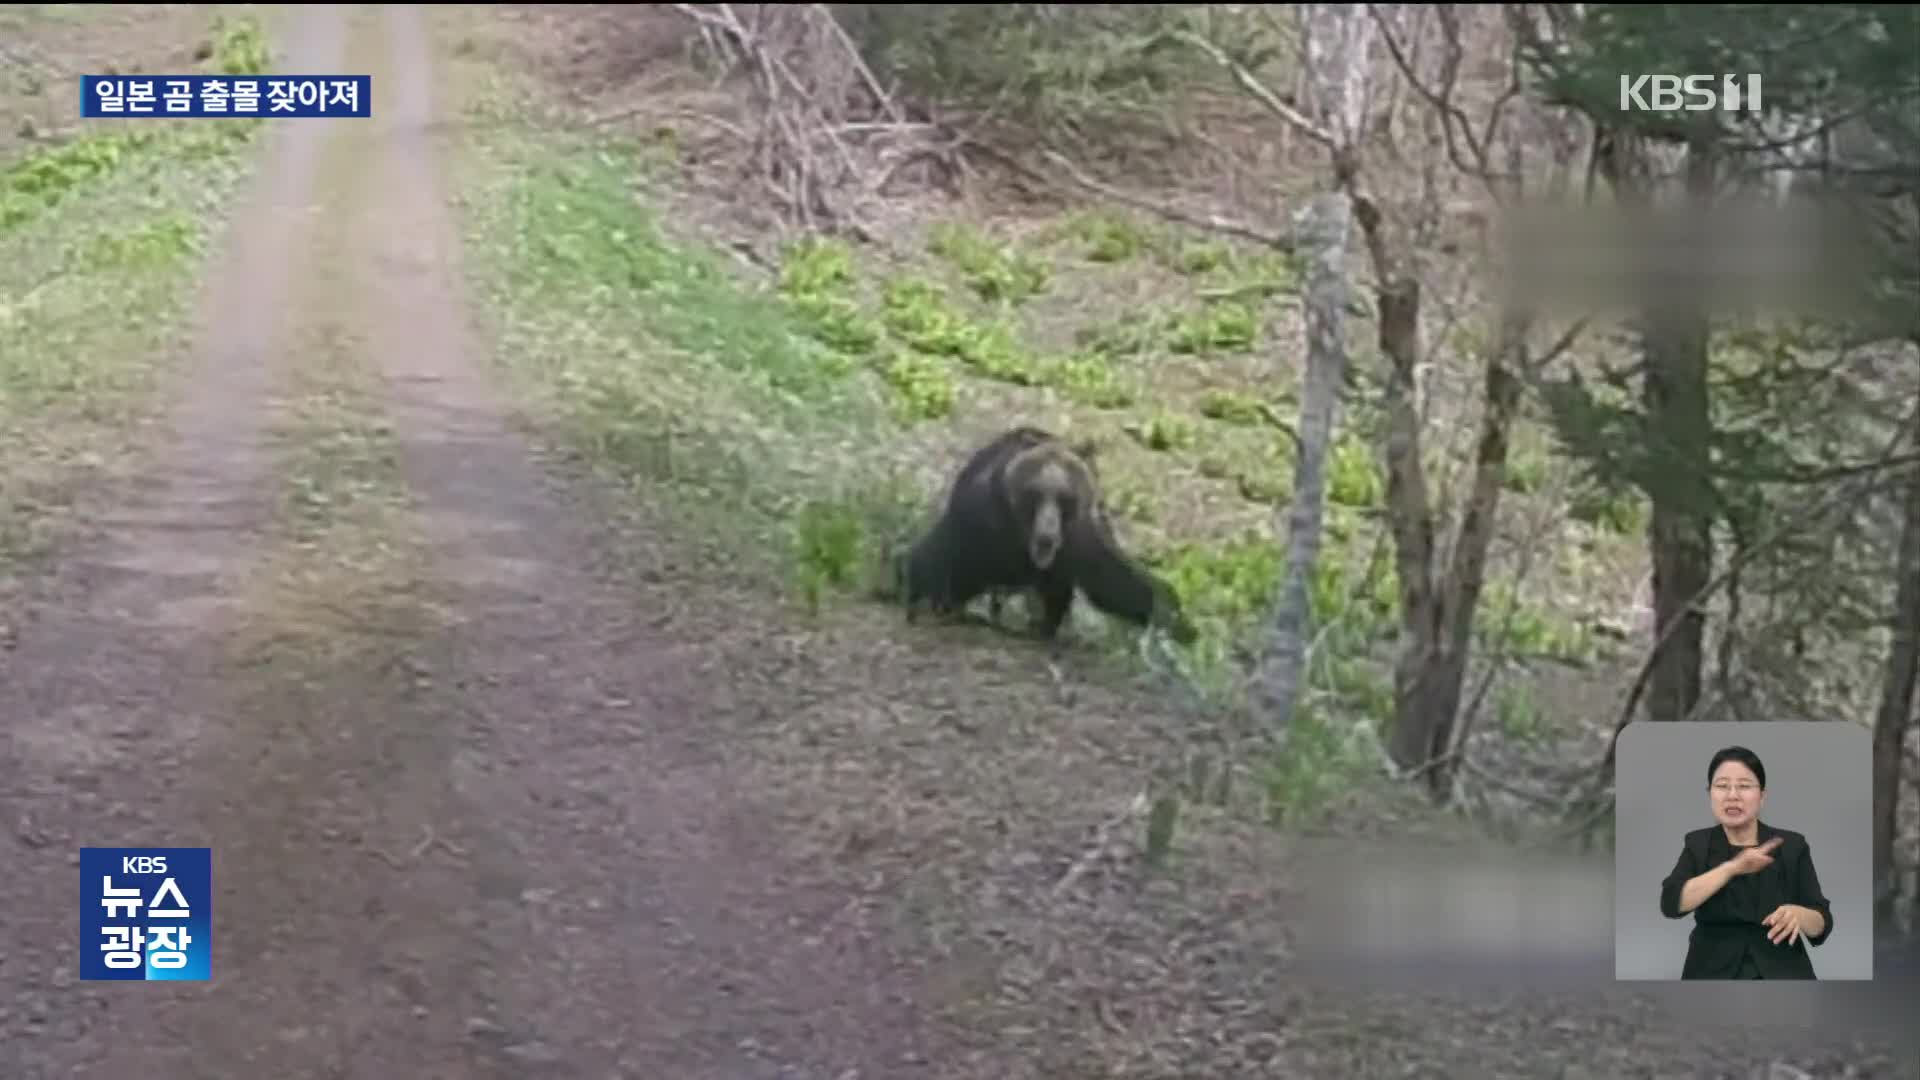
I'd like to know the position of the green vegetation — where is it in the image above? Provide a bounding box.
[1045,351,1138,409]
[1073,209,1152,263]
[1171,240,1230,276]
[1167,299,1258,355]
[455,120,944,611]
[1074,310,1158,357]
[451,89,1639,774]
[927,220,1050,304]
[1327,435,1384,508]
[881,349,956,422]
[0,11,270,568]
[778,236,887,360]
[1198,389,1267,427]
[442,0,1714,846]
[1475,582,1600,666]
[210,10,272,76]
[1261,702,1373,826]
[1501,420,1558,496]
[1568,479,1650,535]
[1127,412,1198,453]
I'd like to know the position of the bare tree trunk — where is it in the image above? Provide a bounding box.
[1641,375,1714,723]
[1254,4,1373,741]
[1416,303,1531,797]
[1640,138,1718,723]
[1257,190,1353,739]
[1352,5,1542,797]
[1371,254,1442,775]
[1873,388,1920,930]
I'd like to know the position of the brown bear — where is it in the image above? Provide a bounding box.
[940,425,1095,629]
[900,426,1198,645]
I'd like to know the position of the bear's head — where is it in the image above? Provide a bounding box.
[1003,440,1098,572]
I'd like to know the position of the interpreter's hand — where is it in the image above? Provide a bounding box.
[1726,836,1783,877]
[1763,904,1815,946]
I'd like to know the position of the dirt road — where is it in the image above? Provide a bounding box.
[2,6,947,1077]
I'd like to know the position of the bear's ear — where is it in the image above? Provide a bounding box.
[1070,438,1099,465]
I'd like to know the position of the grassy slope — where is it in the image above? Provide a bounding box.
[450,126,930,586]
[0,6,274,579]
[431,5,1659,830]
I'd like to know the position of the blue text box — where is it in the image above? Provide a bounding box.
[81,75,371,118]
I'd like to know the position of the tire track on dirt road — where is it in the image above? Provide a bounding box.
[0,6,349,1076]
[5,7,548,1078]
[3,3,959,1074]
[336,6,961,1076]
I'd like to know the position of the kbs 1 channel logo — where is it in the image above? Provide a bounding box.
[79,74,372,119]
[79,847,212,982]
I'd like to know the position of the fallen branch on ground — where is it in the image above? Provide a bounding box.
[367,823,468,868]
[1052,791,1149,898]
[586,104,747,141]
[666,3,962,239]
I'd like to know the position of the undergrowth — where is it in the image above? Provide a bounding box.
[454,127,930,598]
[446,8,1635,831]
[0,10,270,569]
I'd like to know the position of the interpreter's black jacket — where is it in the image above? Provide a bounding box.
[1659,821,1833,980]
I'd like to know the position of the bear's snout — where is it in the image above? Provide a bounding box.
[1030,533,1059,568]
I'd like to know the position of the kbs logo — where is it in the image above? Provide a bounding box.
[79,847,212,981]
[1619,74,1763,113]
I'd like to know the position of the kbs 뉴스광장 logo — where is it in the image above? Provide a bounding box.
[79,847,211,981]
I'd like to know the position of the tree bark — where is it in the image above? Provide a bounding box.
[1254,4,1372,741]
[1371,249,1443,776]
[1872,389,1920,930]
[1420,303,1531,797]
[1358,6,1543,796]
[1256,190,1353,740]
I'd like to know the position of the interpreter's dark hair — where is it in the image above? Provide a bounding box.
[1706,745,1766,790]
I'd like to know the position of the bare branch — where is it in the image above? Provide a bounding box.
[1458,755,1567,808]
[587,105,748,140]
[1719,98,1920,159]
[1172,28,1340,152]
[1370,3,1536,199]
[667,3,959,237]
[1709,450,1920,487]
[806,2,904,124]
[1526,314,1593,374]
[1429,7,1488,178]
[1051,792,1149,898]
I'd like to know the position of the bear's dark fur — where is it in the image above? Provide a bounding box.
[943,426,1094,628]
[900,426,1198,645]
